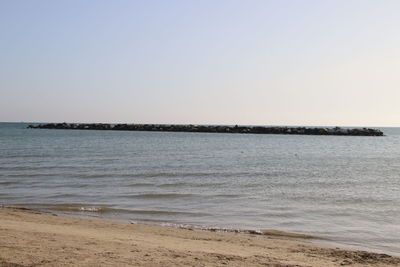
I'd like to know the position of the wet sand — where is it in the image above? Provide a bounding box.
[0,206,399,267]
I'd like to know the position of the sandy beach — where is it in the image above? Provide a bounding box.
[0,206,399,267]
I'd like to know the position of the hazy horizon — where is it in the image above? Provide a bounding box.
[1,1,400,127]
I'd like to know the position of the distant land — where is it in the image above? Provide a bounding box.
[28,123,384,136]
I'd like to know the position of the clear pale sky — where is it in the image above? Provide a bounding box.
[1,0,399,126]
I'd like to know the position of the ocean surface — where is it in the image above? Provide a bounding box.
[0,122,399,255]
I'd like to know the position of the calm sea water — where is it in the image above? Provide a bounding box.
[0,122,399,255]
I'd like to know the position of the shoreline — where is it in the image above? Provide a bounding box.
[9,203,398,257]
[1,206,399,266]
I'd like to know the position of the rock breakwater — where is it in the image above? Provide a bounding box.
[28,123,384,136]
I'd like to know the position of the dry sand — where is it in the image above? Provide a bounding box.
[0,206,399,267]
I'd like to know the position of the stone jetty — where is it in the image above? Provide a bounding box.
[27,123,384,136]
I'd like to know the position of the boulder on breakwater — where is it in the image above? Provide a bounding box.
[27,123,384,136]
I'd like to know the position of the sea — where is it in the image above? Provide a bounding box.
[0,122,399,256]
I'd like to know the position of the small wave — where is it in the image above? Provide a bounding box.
[212,194,242,198]
[77,171,287,179]
[87,172,213,178]
[128,193,195,199]
[168,224,319,239]
[127,183,154,187]
[144,171,286,178]
[134,172,215,178]
[46,194,82,199]
[261,229,317,239]
[3,173,57,178]
[191,182,226,187]
[66,183,89,188]
[14,203,103,212]
[158,182,189,187]
[80,174,113,179]
[0,166,78,171]
[127,210,206,216]
[120,193,241,199]
[169,223,318,240]
[0,181,19,185]
[16,203,206,216]
[0,154,53,159]
[78,206,104,212]
[242,183,264,188]
[41,205,110,213]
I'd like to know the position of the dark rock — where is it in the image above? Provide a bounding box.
[27,123,384,136]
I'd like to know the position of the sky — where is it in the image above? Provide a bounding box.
[1,0,400,126]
